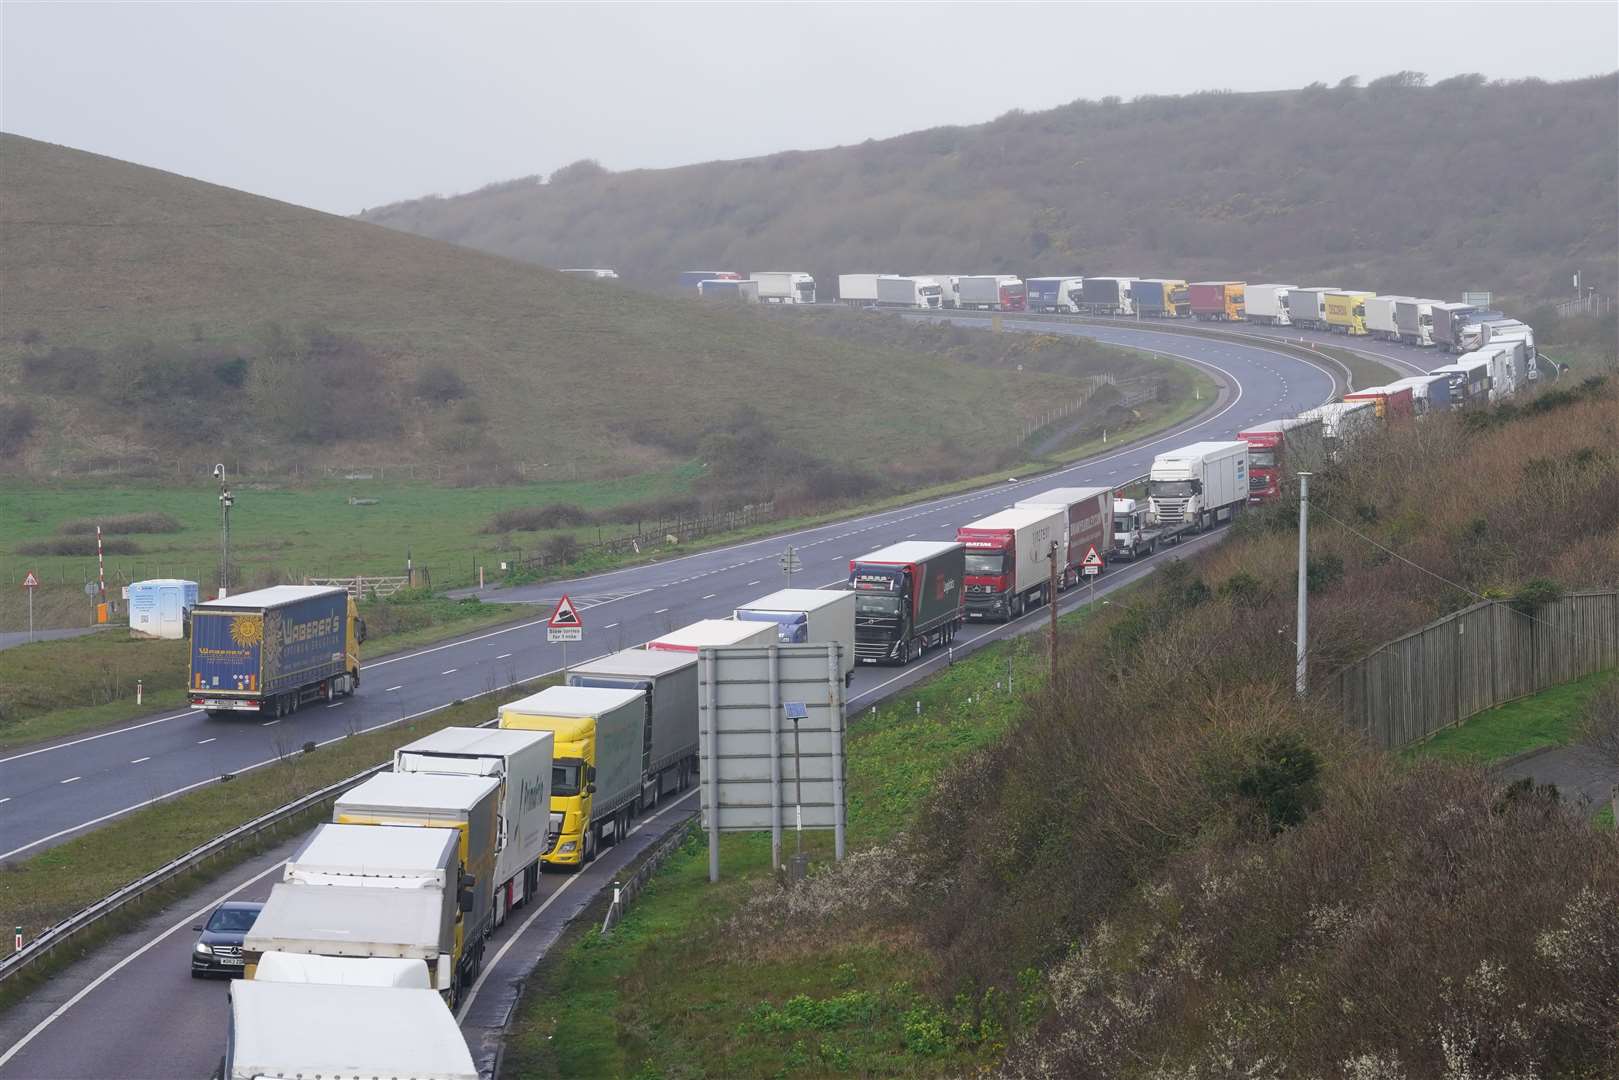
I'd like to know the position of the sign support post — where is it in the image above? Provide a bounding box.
[23,570,39,643]
[546,593,585,671]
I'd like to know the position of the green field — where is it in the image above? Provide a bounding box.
[1403,669,1615,765]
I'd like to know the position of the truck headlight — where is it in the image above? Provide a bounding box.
[195,943,213,955]
[559,842,577,853]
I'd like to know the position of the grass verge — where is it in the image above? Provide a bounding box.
[1402,669,1614,765]
[504,623,1065,1078]
[1315,343,1402,393]
[0,592,524,751]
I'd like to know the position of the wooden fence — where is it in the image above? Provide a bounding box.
[1330,590,1619,749]
[303,572,427,598]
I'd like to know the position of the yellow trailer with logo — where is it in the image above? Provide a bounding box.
[1323,290,1375,336]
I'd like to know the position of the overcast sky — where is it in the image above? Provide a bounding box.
[3,2,1615,214]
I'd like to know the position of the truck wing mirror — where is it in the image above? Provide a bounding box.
[587,782,597,795]
[355,618,368,644]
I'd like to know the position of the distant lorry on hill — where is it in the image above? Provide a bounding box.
[837,273,886,305]
[1132,279,1190,318]
[911,273,960,307]
[1081,277,1135,315]
[1244,284,1294,326]
[750,271,816,304]
[699,278,760,301]
[1189,281,1245,321]
[679,270,741,290]
[558,268,618,279]
[959,275,1027,311]
[1285,287,1337,331]
[1026,276,1084,313]
[188,585,364,720]
[877,275,944,309]
[1323,290,1375,335]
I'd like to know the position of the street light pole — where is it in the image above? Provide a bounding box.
[216,464,234,599]
[1295,472,1311,696]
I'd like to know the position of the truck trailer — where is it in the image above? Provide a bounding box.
[1189,281,1245,321]
[224,980,478,1080]
[1238,416,1324,502]
[1015,486,1113,587]
[1394,298,1437,346]
[877,275,944,309]
[1081,276,1134,315]
[1244,284,1295,326]
[498,685,650,867]
[912,273,960,308]
[750,271,816,304]
[565,647,702,806]
[956,506,1066,621]
[1384,373,1452,415]
[699,278,760,301]
[1323,290,1375,335]
[1286,287,1338,331]
[1026,276,1084,313]
[393,727,554,928]
[1343,384,1415,421]
[679,270,740,291]
[1363,296,1403,340]
[734,588,857,683]
[848,540,965,665]
[648,618,777,654]
[330,771,500,985]
[1297,401,1378,459]
[189,585,364,719]
[837,274,886,305]
[959,275,1027,311]
[1147,441,1250,531]
[1430,302,1477,352]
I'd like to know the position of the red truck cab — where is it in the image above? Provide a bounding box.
[1238,416,1323,502]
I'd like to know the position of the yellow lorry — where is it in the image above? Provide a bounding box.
[1323,290,1375,336]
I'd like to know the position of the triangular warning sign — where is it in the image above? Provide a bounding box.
[548,594,583,628]
[1080,545,1104,568]
[22,570,40,588]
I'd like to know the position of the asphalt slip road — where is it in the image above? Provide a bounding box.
[0,322,1353,863]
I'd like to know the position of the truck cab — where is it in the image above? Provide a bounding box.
[1112,498,1153,559]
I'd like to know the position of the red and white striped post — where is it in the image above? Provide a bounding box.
[97,524,106,602]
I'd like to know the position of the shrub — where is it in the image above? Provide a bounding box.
[17,537,142,556]
[0,402,38,457]
[1573,677,1619,766]
[57,513,182,535]
[413,365,468,404]
[480,503,594,534]
[542,534,581,563]
[1229,734,1322,834]
[1510,578,1563,613]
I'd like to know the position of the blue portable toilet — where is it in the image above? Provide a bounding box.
[128,578,200,639]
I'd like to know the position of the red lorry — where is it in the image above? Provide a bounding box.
[1238,416,1324,502]
[1188,281,1245,321]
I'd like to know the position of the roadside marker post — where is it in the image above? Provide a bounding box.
[22,570,39,643]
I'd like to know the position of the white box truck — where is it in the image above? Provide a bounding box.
[1245,284,1294,326]
[1364,296,1403,340]
[1287,287,1338,330]
[1016,486,1114,588]
[876,275,943,309]
[837,273,885,305]
[1147,441,1250,531]
[734,588,857,683]
[498,685,648,867]
[1394,298,1437,345]
[224,980,478,1080]
[647,618,777,654]
[566,648,701,806]
[392,727,554,927]
[1297,402,1378,459]
[958,274,1027,311]
[955,505,1066,621]
[252,951,431,987]
[749,271,816,304]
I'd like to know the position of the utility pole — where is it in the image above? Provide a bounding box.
[215,463,234,599]
[1047,541,1060,683]
[1295,472,1311,696]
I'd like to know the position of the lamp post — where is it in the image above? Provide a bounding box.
[215,464,234,599]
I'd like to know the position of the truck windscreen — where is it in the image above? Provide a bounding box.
[1150,480,1199,498]
[553,761,582,797]
[854,594,901,617]
[965,553,1005,576]
[1249,450,1276,467]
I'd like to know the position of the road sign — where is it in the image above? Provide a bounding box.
[1084,565,1101,576]
[22,570,39,589]
[547,593,584,643]
[1080,545,1104,569]
[777,547,802,574]
[84,581,100,597]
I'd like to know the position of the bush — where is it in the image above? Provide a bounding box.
[1574,677,1619,766]
[17,537,142,556]
[1510,578,1564,613]
[413,365,468,404]
[1229,734,1322,834]
[0,402,38,456]
[542,534,581,563]
[480,503,594,534]
[57,513,182,535]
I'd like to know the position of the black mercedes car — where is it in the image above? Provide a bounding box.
[191,901,263,978]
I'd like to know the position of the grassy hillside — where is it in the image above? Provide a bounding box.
[0,134,1105,481]
[362,74,1618,306]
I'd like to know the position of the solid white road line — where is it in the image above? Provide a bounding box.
[495,653,512,660]
[196,738,216,746]
[384,685,403,692]
[441,669,458,676]
[59,776,80,785]
[701,594,716,600]
[129,757,149,765]
[0,797,10,805]
[0,857,291,1069]
[325,702,343,709]
[455,788,699,1023]
[260,720,279,727]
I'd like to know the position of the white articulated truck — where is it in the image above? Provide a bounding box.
[876,275,944,309]
[647,618,777,654]
[958,274,1027,311]
[912,273,960,307]
[1147,441,1250,532]
[392,727,554,928]
[1297,401,1378,459]
[1394,298,1437,345]
[750,271,816,304]
[224,980,478,1080]
[1363,296,1403,340]
[1245,284,1294,326]
[565,647,701,807]
[498,685,647,868]
[734,588,857,683]
[837,273,885,306]
[956,505,1066,621]
[1015,486,1114,588]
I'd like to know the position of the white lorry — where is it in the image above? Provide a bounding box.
[224,980,478,1080]
[1015,486,1114,587]
[912,273,960,308]
[392,727,553,927]
[876,275,943,309]
[1394,298,1437,346]
[957,274,1026,311]
[749,271,816,304]
[565,647,701,807]
[1286,287,1338,331]
[734,588,857,683]
[1297,401,1378,460]
[1245,284,1294,326]
[647,618,777,654]
[1147,441,1250,532]
[1363,296,1403,340]
[837,274,885,306]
